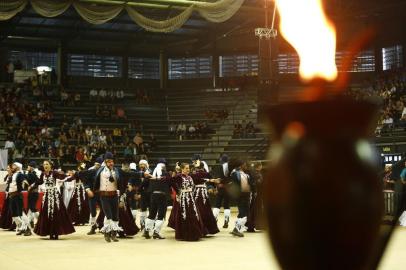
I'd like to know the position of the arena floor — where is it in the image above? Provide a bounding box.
[0,213,405,270]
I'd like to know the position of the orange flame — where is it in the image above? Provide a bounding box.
[276,0,338,82]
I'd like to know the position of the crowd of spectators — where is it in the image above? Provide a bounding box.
[1,80,156,167]
[95,104,127,121]
[88,88,151,104]
[169,121,213,140]
[347,69,406,135]
[233,120,257,138]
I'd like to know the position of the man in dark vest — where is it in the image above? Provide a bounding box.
[230,160,256,237]
[24,161,40,229]
[213,154,232,228]
[82,152,150,242]
[6,162,30,236]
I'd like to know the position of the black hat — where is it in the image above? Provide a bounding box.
[28,161,37,168]
[95,157,103,164]
[219,154,229,164]
[191,154,202,161]
[104,152,114,160]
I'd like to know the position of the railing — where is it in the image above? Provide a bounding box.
[246,133,270,160]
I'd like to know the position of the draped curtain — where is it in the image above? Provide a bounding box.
[0,0,245,32]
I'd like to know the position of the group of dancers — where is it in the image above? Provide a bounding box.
[0,152,264,242]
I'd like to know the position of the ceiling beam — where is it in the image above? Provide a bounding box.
[18,12,209,30]
[78,0,263,12]
[12,23,198,38]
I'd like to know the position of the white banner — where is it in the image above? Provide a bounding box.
[0,149,8,170]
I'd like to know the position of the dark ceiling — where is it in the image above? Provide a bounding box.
[0,0,405,56]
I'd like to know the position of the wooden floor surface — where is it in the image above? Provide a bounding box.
[0,213,405,270]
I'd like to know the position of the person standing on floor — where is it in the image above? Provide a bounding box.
[6,162,31,236]
[138,159,152,231]
[0,164,15,230]
[31,160,76,240]
[24,161,41,230]
[398,161,406,226]
[246,161,264,232]
[168,163,205,241]
[81,152,150,242]
[86,157,103,235]
[67,162,90,225]
[230,160,256,237]
[191,155,220,235]
[143,163,171,239]
[212,154,232,228]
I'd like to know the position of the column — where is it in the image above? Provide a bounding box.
[57,42,67,85]
[160,50,168,89]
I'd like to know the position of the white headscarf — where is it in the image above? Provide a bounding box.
[129,163,137,171]
[13,162,23,171]
[152,163,165,178]
[139,159,149,170]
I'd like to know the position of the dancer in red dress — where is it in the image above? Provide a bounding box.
[168,163,205,241]
[246,162,263,232]
[191,155,220,235]
[31,160,76,240]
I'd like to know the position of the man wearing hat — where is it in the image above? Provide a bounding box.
[81,152,150,242]
[25,161,40,229]
[6,162,31,236]
[212,154,232,228]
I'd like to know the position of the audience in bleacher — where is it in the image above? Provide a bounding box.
[0,81,155,166]
[348,68,406,135]
[172,121,212,140]
[233,120,257,138]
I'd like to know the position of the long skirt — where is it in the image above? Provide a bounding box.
[97,207,139,236]
[34,187,75,236]
[67,185,90,225]
[246,192,258,231]
[118,206,139,236]
[0,197,15,230]
[194,187,219,235]
[173,191,205,241]
[168,200,179,229]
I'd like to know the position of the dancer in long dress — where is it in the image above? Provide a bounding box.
[0,165,15,231]
[168,163,181,229]
[246,162,264,232]
[191,156,220,235]
[67,163,90,225]
[117,163,140,238]
[31,160,76,240]
[168,163,205,241]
